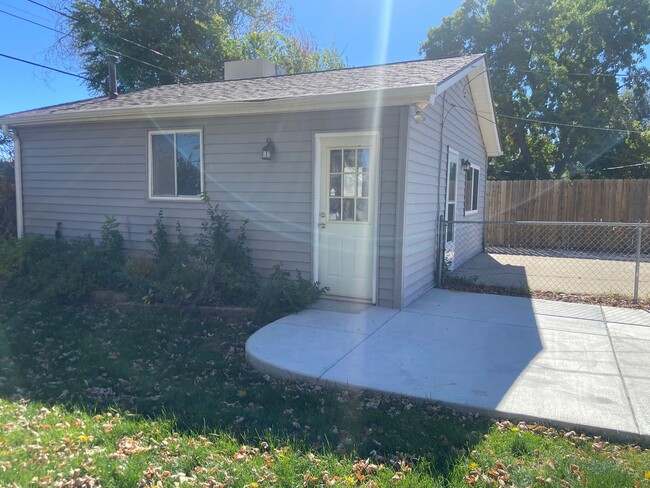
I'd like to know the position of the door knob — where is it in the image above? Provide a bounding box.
[320,212,326,218]
[318,223,326,229]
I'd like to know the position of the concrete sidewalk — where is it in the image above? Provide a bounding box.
[246,289,650,443]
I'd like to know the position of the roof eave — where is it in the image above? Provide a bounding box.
[433,56,503,157]
[0,85,438,127]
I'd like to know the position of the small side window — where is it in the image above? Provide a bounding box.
[464,166,479,214]
[149,130,203,199]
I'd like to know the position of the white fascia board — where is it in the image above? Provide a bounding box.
[435,56,486,95]
[468,68,502,157]
[0,85,437,127]
[435,56,503,157]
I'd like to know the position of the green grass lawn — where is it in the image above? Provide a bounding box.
[0,296,648,486]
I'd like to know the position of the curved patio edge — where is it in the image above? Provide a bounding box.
[245,291,650,447]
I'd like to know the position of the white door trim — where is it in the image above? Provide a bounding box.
[313,131,381,303]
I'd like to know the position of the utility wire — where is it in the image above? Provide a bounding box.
[1,7,192,82]
[0,7,66,34]
[0,0,53,23]
[490,66,629,79]
[0,52,92,82]
[495,113,646,134]
[452,103,648,138]
[28,0,179,63]
[26,0,71,18]
[602,161,650,170]
[104,48,193,81]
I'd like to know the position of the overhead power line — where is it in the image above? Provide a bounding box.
[26,0,72,19]
[104,48,193,81]
[495,113,646,134]
[490,66,629,79]
[27,0,179,63]
[602,161,650,170]
[0,52,92,82]
[0,0,53,23]
[452,103,648,137]
[1,7,192,82]
[0,7,66,34]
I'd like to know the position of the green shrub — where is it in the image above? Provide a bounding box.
[254,264,328,323]
[193,196,258,306]
[130,200,259,307]
[0,216,125,302]
[0,235,98,303]
[125,211,198,305]
[97,216,125,287]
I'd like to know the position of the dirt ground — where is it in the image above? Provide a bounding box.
[450,252,650,300]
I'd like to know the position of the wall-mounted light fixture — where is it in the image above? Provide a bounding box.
[413,101,429,123]
[461,158,472,172]
[262,138,275,160]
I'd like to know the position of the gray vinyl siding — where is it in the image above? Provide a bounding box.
[401,79,488,306]
[443,83,488,268]
[18,107,400,307]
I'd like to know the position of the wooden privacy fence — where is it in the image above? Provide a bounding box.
[486,179,650,223]
[485,179,650,251]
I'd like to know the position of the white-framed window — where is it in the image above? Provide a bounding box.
[464,164,480,214]
[445,148,459,243]
[148,129,203,200]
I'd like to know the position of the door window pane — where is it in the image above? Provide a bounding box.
[357,149,369,170]
[329,174,341,197]
[330,150,342,173]
[343,149,356,172]
[343,174,356,197]
[329,198,341,221]
[355,199,368,222]
[358,174,369,197]
[342,198,355,221]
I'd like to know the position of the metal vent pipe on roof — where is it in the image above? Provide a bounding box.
[107,55,119,99]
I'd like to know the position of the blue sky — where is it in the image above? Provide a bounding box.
[0,0,461,115]
[0,0,648,116]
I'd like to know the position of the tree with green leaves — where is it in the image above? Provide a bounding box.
[0,134,13,165]
[57,0,344,94]
[421,0,650,179]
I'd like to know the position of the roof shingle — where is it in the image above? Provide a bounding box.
[2,55,484,119]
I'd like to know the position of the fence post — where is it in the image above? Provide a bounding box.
[634,223,642,303]
[436,215,445,288]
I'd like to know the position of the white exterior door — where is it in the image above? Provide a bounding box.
[315,133,379,302]
[445,148,459,269]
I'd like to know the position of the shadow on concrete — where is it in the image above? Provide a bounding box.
[248,288,646,442]
[318,289,543,414]
[449,253,529,290]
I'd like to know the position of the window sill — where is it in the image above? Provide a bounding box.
[148,196,203,203]
[464,209,479,216]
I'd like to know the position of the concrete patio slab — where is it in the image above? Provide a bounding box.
[602,306,650,326]
[246,289,650,443]
[246,322,368,379]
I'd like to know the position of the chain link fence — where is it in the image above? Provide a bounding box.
[439,220,650,303]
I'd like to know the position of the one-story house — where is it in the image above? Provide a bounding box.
[0,54,501,309]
